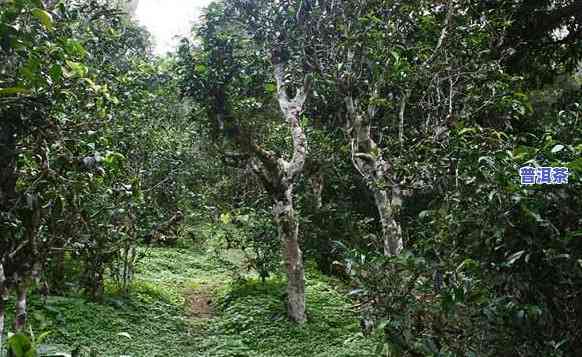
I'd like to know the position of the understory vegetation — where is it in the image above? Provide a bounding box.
[3,246,374,356]
[1,0,581,356]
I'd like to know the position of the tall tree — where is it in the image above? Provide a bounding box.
[180,0,318,322]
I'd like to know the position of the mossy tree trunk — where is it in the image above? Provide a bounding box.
[344,96,404,257]
[248,59,311,323]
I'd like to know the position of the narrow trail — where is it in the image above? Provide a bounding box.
[185,286,213,319]
[22,246,377,356]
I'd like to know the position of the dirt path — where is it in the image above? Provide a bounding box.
[184,287,213,319]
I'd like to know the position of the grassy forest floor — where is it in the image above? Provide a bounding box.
[9,246,378,356]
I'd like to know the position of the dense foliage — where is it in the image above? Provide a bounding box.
[1,0,581,356]
[1,0,200,352]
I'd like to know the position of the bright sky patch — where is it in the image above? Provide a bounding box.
[135,0,213,54]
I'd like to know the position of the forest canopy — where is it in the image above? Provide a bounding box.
[1,0,581,356]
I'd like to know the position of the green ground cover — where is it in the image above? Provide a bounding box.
[4,247,377,356]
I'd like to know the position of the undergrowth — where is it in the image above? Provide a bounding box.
[4,247,377,356]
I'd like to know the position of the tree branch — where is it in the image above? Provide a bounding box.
[249,141,280,176]
[423,0,454,68]
[271,58,308,180]
[399,90,410,146]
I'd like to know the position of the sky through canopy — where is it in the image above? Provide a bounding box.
[135,0,214,54]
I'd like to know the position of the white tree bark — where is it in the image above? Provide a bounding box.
[345,96,404,257]
[14,283,27,332]
[248,61,310,323]
[273,185,306,323]
[273,62,308,323]
[373,186,403,256]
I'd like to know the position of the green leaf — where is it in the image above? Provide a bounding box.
[512,145,536,160]
[567,158,582,173]
[457,258,479,272]
[20,56,41,83]
[31,9,54,31]
[458,127,477,135]
[507,250,525,265]
[390,50,400,64]
[102,152,126,170]
[117,332,132,339]
[7,333,34,357]
[220,212,231,225]
[64,39,87,59]
[0,87,29,96]
[82,78,100,92]
[65,60,88,78]
[108,27,121,38]
[418,210,432,219]
[35,331,52,345]
[264,83,276,93]
[551,144,564,153]
[49,64,63,82]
